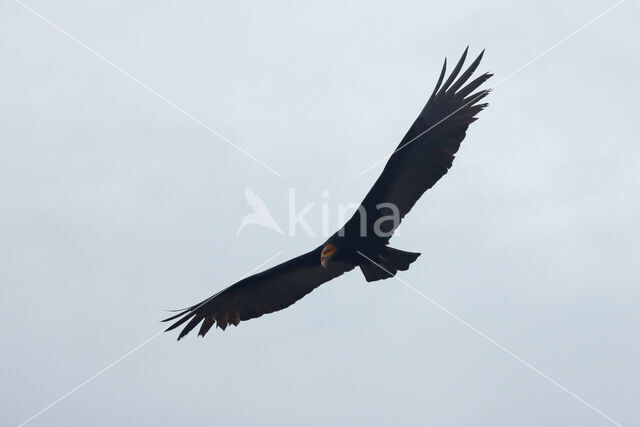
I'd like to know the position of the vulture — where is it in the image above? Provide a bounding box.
[164,47,492,339]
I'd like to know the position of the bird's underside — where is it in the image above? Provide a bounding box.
[164,47,492,339]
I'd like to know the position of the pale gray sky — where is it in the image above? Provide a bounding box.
[1,1,639,426]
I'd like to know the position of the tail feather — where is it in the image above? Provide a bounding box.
[383,247,421,271]
[359,247,421,282]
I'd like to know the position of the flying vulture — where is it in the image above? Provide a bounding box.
[164,48,492,339]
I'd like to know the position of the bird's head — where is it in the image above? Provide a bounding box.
[320,243,337,268]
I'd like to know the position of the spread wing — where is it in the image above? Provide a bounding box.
[163,248,355,339]
[345,48,492,242]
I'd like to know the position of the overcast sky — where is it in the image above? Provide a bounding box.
[1,1,639,426]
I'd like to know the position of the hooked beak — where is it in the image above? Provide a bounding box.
[320,244,336,268]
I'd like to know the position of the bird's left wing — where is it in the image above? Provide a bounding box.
[345,48,492,243]
[163,248,355,339]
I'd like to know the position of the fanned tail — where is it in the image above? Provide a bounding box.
[359,247,421,282]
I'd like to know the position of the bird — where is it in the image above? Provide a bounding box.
[164,47,492,339]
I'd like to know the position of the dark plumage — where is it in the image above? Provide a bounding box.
[164,47,492,339]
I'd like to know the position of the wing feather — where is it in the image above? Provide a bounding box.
[345,49,492,242]
[164,248,355,339]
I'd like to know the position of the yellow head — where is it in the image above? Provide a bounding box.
[320,243,337,268]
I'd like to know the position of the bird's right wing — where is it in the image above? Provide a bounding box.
[163,248,355,339]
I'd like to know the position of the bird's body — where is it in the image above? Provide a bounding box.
[164,48,492,339]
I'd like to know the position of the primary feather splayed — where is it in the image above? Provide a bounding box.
[164,47,492,339]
